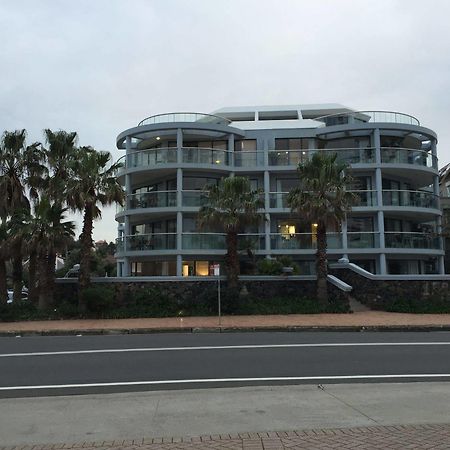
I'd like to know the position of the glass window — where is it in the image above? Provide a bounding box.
[183,176,218,190]
[275,138,308,150]
[347,217,374,232]
[235,140,257,151]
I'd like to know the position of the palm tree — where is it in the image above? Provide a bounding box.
[30,196,75,309]
[43,130,77,292]
[0,130,46,302]
[287,152,355,305]
[198,176,263,288]
[67,146,124,312]
[0,223,9,304]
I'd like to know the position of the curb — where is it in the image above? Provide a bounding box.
[2,324,450,337]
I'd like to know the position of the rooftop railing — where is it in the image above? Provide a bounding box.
[315,110,420,127]
[138,112,231,127]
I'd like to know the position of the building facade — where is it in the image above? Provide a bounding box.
[115,104,444,276]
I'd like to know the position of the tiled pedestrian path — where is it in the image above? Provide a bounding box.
[1,311,450,335]
[5,424,450,450]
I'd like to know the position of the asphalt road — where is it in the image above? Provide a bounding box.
[1,331,450,398]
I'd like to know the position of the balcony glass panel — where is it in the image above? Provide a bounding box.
[385,232,441,249]
[116,237,124,252]
[182,190,208,207]
[127,149,177,168]
[127,191,177,209]
[138,112,231,126]
[268,148,375,166]
[347,232,380,248]
[380,147,437,169]
[270,233,342,250]
[126,233,176,251]
[382,190,439,209]
[269,192,289,208]
[182,233,226,250]
[238,234,265,251]
[350,190,378,207]
[182,147,230,165]
[234,151,265,167]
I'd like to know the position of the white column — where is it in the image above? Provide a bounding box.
[341,218,348,259]
[264,171,271,253]
[228,134,234,168]
[176,168,183,276]
[122,136,132,277]
[177,128,183,164]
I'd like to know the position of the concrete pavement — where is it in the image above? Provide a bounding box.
[1,383,450,447]
[2,311,450,335]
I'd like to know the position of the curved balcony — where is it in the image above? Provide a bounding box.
[138,112,231,127]
[382,190,439,210]
[385,232,441,250]
[182,190,207,207]
[234,151,265,167]
[118,191,178,213]
[316,110,420,127]
[380,147,437,169]
[182,233,265,250]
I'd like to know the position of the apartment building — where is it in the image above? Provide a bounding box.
[115,104,444,276]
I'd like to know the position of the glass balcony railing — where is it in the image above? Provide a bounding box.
[182,147,230,165]
[138,112,231,127]
[122,191,177,210]
[115,237,124,253]
[270,233,342,250]
[269,192,289,208]
[234,152,265,167]
[380,147,437,169]
[382,190,439,209]
[385,232,441,249]
[182,190,208,207]
[127,148,177,168]
[238,234,266,251]
[268,148,375,166]
[126,233,177,251]
[350,190,378,207]
[347,232,380,248]
[315,110,420,127]
[182,233,226,250]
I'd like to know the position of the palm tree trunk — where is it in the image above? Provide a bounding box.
[78,204,93,313]
[12,239,23,303]
[225,230,239,289]
[46,246,56,307]
[316,221,328,307]
[28,250,38,304]
[38,252,49,310]
[0,255,7,305]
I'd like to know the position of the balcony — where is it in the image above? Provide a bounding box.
[270,233,342,250]
[382,190,439,209]
[234,152,265,167]
[351,190,378,207]
[347,232,380,248]
[268,148,375,166]
[269,192,289,208]
[127,148,177,169]
[121,191,177,211]
[126,233,177,251]
[385,232,441,249]
[138,112,231,127]
[182,233,226,250]
[316,110,420,127]
[182,147,230,166]
[182,190,208,207]
[380,147,437,169]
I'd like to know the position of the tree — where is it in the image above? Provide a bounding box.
[30,196,75,309]
[0,223,9,304]
[67,147,124,312]
[0,130,45,302]
[287,153,355,305]
[198,176,263,288]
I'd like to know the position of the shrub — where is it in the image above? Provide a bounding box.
[257,258,283,275]
[81,285,116,314]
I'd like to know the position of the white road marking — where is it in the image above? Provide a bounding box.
[1,342,450,358]
[1,374,450,391]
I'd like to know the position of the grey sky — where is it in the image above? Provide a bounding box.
[1,0,449,242]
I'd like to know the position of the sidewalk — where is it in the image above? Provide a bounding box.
[1,310,450,335]
[4,423,450,450]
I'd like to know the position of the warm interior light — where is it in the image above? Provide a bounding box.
[312,223,318,227]
[182,264,189,277]
[288,225,296,235]
[215,160,221,164]
[156,136,161,140]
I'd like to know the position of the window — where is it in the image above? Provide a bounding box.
[235,140,257,151]
[275,139,308,150]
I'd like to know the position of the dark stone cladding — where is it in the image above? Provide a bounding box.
[329,267,450,309]
[55,278,349,305]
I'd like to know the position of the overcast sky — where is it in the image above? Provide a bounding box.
[1,0,449,242]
